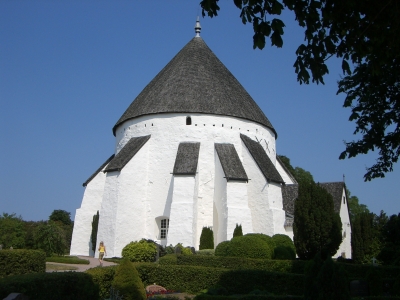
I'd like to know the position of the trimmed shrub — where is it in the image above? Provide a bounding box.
[158,254,178,265]
[315,257,350,300]
[366,266,383,296]
[0,272,98,300]
[86,266,117,299]
[233,224,243,238]
[46,256,90,264]
[174,255,306,274]
[112,258,146,300]
[122,239,157,262]
[134,263,304,295]
[0,249,45,278]
[215,241,231,257]
[200,227,215,250]
[197,249,215,256]
[175,243,193,255]
[272,234,296,260]
[245,234,275,259]
[222,235,272,260]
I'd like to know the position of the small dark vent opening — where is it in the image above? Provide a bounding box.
[186,117,192,125]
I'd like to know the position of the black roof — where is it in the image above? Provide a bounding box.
[240,134,284,184]
[173,142,201,175]
[215,143,248,182]
[319,182,347,214]
[104,135,151,172]
[113,37,276,137]
[83,154,115,187]
[282,182,347,215]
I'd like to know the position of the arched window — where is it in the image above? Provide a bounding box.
[186,116,192,125]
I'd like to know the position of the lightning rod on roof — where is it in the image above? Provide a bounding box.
[195,16,201,37]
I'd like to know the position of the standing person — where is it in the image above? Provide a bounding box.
[98,241,107,266]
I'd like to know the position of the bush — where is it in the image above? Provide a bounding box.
[245,234,275,259]
[86,266,117,299]
[172,255,306,274]
[215,241,231,257]
[0,249,45,278]
[46,256,90,264]
[216,235,272,260]
[0,272,98,300]
[367,266,383,296]
[158,254,178,265]
[197,249,215,256]
[175,243,193,255]
[233,224,243,238]
[112,259,146,300]
[272,234,296,260]
[200,227,214,250]
[135,263,304,295]
[122,239,157,262]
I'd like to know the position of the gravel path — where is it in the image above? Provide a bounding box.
[46,256,117,272]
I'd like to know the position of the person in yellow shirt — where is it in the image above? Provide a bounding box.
[98,241,107,266]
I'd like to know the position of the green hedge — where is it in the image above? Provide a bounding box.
[158,254,178,265]
[195,295,303,300]
[46,256,90,264]
[0,249,46,278]
[86,263,304,296]
[136,263,304,295]
[0,272,98,300]
[163,255,306,274]
[86,266,117,299]
[337,263,400,279]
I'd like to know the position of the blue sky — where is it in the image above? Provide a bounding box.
[1,1,398,221]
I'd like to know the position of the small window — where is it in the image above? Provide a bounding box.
[160,218,169,239]
[343,196,346,204]
[186,117,192,125]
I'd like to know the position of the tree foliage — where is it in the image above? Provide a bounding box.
[351,211,381,264]
[0,213,26,249]
[91,211,99,254]
[232,223,243,238]
[34,222,67,256]
[278,155,313,184]
[49,209,71,226]
[201,0,400,181]
[347,189,369,224]
[293,181,342,259]
[199,226,214,250]
[378,213,400,265]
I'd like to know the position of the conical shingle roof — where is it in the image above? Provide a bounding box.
[113,37,276,137]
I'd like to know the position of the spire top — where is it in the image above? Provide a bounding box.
[195,16,201,37]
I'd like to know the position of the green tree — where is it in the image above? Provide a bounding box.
[112,258,146,300]
[199,226,214,250]
[232,223,243,238]
[201,0,400,181]
[34,222,67,256]
[351,212,381,264]
[0,213,26,249]
[378,213,400,265]
[293,182,342,259]
[91,211,99,254]
[278,155,313,184]
[49,210,71,226]
[347,189,369,223]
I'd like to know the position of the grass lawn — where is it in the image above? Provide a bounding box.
[46,263,79,272]
[46,256,90,264]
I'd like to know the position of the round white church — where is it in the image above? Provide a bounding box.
[70,20,351,259]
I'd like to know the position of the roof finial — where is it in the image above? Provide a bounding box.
[195,16,201,37]
[343,174,345,183]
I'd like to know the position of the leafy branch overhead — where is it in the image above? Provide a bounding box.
[200,0,400,181]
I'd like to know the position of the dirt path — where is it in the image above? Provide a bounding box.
[46,256,117,272]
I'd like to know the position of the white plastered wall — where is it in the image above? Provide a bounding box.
[334,188,352,258]
[70,168,107,256]
[72,113,284,256]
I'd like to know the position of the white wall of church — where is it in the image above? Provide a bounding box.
[72,112,288,256]
[335,189,352,259]
[70,166,107,256]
